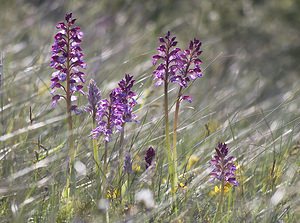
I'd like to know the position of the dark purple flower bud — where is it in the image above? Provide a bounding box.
[159,37,165,43]
[71,105,83,115]
[52,95,61,107]
[124,153,133,174]
[50,12,86,109]
[145,147,156,169]
[65,13,72,22]
[85,79,101,115]
[166,31,171,38]
[210,143,238,186]
[181,95,192,103]
[152,55,161,65]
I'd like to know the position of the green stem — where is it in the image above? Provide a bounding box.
[161,41,177,198]
[118,126,125,201]
[214,168,225,222]
[103,140,109,223]
[102,106,112,199]
[164,81,174,194]
[65,25,75,198]
[92,116,101,196]
[103,140,108,196]
[219,179,225,220]
[127,173,131,203]
[106,210,110,223]
[220,178,225,208]
[172,88,182,194]
[170,51,192,195]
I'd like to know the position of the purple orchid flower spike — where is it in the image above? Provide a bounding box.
[210,143,238,186]
[124,152,133,174]
[114,74,137,123]
[152,32,203,103]
[92,74,137,142]
[170,38,203,88]
[50,12,86,112]
[50,12,87,198]
[152,31,181,86]
[86,79,102,117]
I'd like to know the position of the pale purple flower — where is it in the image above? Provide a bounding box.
[85,79,101,116]
[210,143,238,186]
[91,98,114,141]
[170,38,202,88]
[50,12,86,111]
[124,152,133,174]
[114,74,137,122]
[92,74,137,142]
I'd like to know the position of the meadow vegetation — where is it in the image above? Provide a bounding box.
[0,0,299,222]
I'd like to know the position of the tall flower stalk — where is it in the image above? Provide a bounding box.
[92,74,137,197]
[210,143,238,221]
[153,32,202,194]
[171,38,202,193]
[115,75,137,193]
[86,79,102,192]
[124,152,133,202]
[50,12,86,197]
[152,31,180,194]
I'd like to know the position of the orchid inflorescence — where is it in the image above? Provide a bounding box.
[86,79,102,117]
[49,14,240,209]
[50,12,86,111]
[151,31,203,195]
[152,31,180,87]
[124,152,133,174]
[210,142,238,186]
[92,74,137,142]
[152,31,203,102]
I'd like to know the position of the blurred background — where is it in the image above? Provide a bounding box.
[0,0,299,221]
[0,0,299,151]
[1,0,299,90]
[0,0,299,104]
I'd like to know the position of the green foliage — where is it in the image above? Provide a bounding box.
[0,0,299,222]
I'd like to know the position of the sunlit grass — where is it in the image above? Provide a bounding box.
[0,0,300,222]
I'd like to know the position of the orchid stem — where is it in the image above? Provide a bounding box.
[172,89,182,194]
[65,25,76,199]
[92,117,101,197]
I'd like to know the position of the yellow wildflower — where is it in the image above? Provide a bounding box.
[187,154,200,170]
[209,183,232,196]
[132,163,141,172]
[178,182,187,190]
[106,188,119,200]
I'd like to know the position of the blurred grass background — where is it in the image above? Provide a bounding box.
[0,0,299,222]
